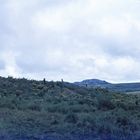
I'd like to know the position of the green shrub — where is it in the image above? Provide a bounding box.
[98,98,115,110]
[65,113,78,124]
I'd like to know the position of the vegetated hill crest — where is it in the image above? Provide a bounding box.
[0,76,140,139]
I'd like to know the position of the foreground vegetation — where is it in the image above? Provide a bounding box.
[0,76,140,140]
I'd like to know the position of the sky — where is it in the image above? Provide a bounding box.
[0,0,140,83]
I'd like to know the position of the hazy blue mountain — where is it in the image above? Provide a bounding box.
[74,79,140,92]
[74,79,110,87]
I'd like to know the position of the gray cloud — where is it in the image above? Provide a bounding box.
[0,60,5,70]
[0,0,140,82]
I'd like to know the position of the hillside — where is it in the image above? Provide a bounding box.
[0,77,140,140]
[74,79,140,92]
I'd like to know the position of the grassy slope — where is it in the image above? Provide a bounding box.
[126,91,140,95]
[0,77,140,140]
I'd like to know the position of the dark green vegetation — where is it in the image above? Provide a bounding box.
[75,79,140,92]
[0,77,140,140]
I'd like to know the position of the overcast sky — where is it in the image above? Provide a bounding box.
[0,0,140,83]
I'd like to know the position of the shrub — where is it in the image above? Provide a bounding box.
[65,113,78,124]
[98,98,115,110]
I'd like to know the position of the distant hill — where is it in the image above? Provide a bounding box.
[74,79,140,92]
[75,79,110,87]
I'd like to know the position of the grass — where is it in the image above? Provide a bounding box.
[126,91,140,95]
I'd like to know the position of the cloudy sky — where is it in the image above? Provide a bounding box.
[0,0,140,83]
